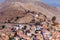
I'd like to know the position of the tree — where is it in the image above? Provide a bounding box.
[8,35,14,40]
[52,16,56,22]
[15,16,20,21]
[2,25,5,29]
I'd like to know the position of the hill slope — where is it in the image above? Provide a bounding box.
[0,0,60,23]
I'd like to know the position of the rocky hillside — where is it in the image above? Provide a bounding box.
[0,0,60,23]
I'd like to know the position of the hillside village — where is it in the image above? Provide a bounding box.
[0,0,60,40]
